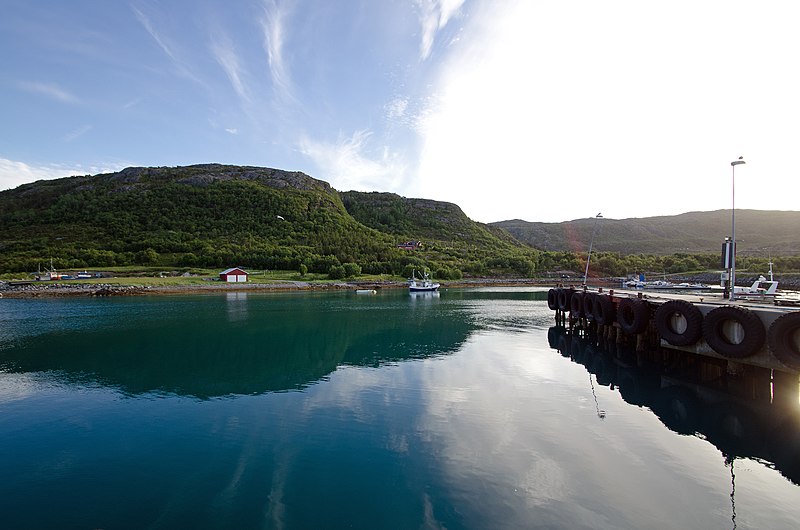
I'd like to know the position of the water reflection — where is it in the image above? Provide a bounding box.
[225,291,249,321]
[0,292,475,398]
[547,325,800,486]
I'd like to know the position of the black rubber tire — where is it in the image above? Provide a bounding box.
[617,298,649,335]
[547,326,559,348]
[547,289,558,311]
[557,333,571,357]
[654,300,703,346]
[593,295,615,326]
[767,312,800,370]
[583,293,596,321]
[702,306,765,359]
[570,291,585,318]
[570,336,586,362]
[557,288,573,311]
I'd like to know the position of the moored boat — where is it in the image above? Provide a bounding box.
[408,269,440,292]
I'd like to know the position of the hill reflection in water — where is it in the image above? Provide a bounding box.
[0,289,547,398]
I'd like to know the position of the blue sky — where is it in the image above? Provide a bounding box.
[2,1,799,223]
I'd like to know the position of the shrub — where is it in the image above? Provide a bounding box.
[328,265,346,280]
[342,262,361,277]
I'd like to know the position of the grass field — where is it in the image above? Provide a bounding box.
[0,267,400,285]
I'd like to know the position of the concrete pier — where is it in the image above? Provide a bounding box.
[547,285,800,374]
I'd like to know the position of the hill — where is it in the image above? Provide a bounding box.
[341,191,521,246]
[0,164,538,278]
[493,210,800,256]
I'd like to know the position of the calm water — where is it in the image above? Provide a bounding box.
[1,288,799,529]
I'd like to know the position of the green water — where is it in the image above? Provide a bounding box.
[1,288,799,529]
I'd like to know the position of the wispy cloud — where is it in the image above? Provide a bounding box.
[131,5,178,63]
[385,97,409,120]
[131,4,202,83]
[122,97,143,110]
[210,32,250,104]
[298,130,408,192]
[416,0,465,60]
[62,124,93,142]
[225,128,238,135]
[260,0,296,105]
[18,81,80,104]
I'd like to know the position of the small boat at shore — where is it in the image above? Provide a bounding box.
[408,269,439,292]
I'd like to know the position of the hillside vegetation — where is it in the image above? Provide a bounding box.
[0,164,540,278]
[2,164,798,280]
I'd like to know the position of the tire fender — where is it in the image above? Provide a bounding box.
[593,295,615,326]
[767,311,800,370]
[654,300,703,346]
[547,289,558,311]
[583,293,596,321]
[617,298,649,335]
[702,306,765,359]
[570,291,585,318]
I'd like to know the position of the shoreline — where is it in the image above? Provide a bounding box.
[0,278,556,299]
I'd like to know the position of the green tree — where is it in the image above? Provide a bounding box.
[342,262,361,277]
[328,264,346,280]
[134,248,159,264]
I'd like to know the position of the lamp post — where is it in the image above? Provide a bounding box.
[730,157,745,300]
[583,213,603,286]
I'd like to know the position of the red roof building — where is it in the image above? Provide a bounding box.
[219,267,248,283]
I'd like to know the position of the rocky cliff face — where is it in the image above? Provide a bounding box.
[109,164,332,192]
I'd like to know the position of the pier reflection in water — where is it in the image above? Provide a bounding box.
[2,289,800,529]
[548,325,800,488]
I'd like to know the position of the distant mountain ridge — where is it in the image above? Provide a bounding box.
[492,210,800,255]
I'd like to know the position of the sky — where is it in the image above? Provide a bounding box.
[1,0,799,224]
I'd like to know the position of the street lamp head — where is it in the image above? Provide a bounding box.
[731,157,746,166]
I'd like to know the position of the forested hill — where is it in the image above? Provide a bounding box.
[341,191,520,246]
[0,164,538,277]
[493,210,800,256]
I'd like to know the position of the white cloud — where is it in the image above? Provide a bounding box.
[0,159,78,191]
[0,158,127,191]
[416,0,465,60]
[17,81,79,104]
[415,0,800,222]
[225,128,239,135]
[298,130,408,192]
[385,97,409,120]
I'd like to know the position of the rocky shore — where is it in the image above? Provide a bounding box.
[3,274,798,299]
[0,277,556,299]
